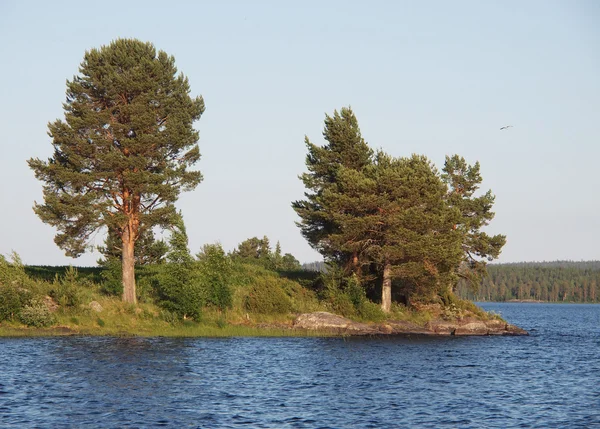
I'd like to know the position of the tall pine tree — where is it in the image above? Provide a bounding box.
[28,39,204,303]
[442,155,506,290]
[292,107,373,273]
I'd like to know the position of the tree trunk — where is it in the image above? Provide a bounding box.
[122,226,137,304]
[381,261,392,313]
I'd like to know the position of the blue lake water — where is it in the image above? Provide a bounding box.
[1,303,599,428]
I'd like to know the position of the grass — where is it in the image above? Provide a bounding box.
[1,257,503,337]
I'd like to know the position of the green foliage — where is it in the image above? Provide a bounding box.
[96,317,105,327]
[357,300,387,322]
[28,38,205,303]
[18,300,55,327]
[0,253,38,322]
[28,38,205,257]
[231,236,273,268]
[0,285,29,322]
[197,244,233,311]
[154,213,204,319]
[245,278,292,314]
[442,155,506,289]
[292,106,374,268]
[293,108,505,310]
[100,259,123,296]
[154,264,203,320]
[98,227,168,267]
[49,266,82,308]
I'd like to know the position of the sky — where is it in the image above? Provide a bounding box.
[0,0,598,266]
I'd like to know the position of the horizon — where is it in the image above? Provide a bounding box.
[1,1,598,266]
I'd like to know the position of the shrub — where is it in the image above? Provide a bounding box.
[0,284,29,322]
[154,263,203,320]
[245,278,292,314]
[197,244,233,311]
[19,301,55,327]
[50,266,82,308]
[100,259,123,296]
[357,300,386,322]
[279,279,321,313]
[0,254,38,322]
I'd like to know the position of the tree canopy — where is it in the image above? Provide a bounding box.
[292,107,373,273]
[28,39,204,303]
[294,107,505,311]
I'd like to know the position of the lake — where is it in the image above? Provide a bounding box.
[1,303,599,428]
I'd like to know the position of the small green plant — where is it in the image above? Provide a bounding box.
[18,301,55,327]
[70,316,80,325]
[50,266,82,308]
[357,300,386,322]
[158,309,178,324]
[96,317,105,327]
[441,303,461,320]
[216,315,227,329]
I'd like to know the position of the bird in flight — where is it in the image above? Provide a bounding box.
[500,125,513,130]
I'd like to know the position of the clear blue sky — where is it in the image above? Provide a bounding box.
[0,0,598,266]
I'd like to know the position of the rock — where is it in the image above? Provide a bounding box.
[89,301,103,313]
[293,312,528,336]
[454,321,489,336]
[293,312,377,335]
[43,296,59,313]
[294,312,352,330]
[502,323,529,336]
[426,321,458,335]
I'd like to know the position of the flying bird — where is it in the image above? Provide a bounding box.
[500,125,513,130]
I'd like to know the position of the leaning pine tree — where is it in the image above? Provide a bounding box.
[28,39,205,303]
[292,107,373,274]
[441,155,506,291]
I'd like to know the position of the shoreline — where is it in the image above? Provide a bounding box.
[0,311,528,338]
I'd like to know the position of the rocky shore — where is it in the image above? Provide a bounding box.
[293,311,528,336]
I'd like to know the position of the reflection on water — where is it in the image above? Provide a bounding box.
[1,304,599,428]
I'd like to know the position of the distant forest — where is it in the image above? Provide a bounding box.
[305,261,600,303]
[457,261,600,302]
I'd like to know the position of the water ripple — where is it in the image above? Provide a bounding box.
[0,303,599,428]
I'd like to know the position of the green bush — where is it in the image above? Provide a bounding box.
[279,279,321,313]
[154,263,203,320]
[0,253,39,322]
[325,291,356,317]
[19,301,55,327]
[197,244,233,311]
[50,266,82,308]
[0,284,30,322]
[357,299,386,322]
[245,278,292,314]
[100,259,123,296]
[320,271,358,317]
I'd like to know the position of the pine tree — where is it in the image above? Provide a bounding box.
[329,152,463,311]
[442,155,506,290]
[97,227,168,266]
[292,107,373,273]
[28,39,204,303]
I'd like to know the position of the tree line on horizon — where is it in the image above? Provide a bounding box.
[456,261,600,302]
[26,38,506,312]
